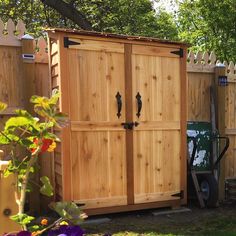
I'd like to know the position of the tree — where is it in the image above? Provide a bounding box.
[177,0,236,61]
[0,0,179,40]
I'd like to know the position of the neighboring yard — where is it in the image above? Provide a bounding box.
[83,202,236,236]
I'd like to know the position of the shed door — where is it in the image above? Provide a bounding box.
[67,39,127,208]
[132,45,182,204]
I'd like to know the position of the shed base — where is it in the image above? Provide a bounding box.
[83,199,182,216]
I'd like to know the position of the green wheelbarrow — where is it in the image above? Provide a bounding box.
[187,121,229,208]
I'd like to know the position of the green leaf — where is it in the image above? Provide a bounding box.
[30,95,50,109]
[15,109,34,120]
[0,133,20,144]
[43,132,60,142]
[0,133,11,144]
[40,176,53,197]
[10,213,35,226]
[39,122,54,130]
[0,101,7,113]
[20,138,34,147]
[49,201,83,225]
[3,168,13,178]
[28,225,40,232]
[48,89,60,105]
[5,117,33,130]
[3,161,18,177]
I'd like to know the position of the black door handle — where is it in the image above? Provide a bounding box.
[136,92,142,118]
[116,92,122,118]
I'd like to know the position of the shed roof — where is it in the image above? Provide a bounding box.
[46,28,188,47]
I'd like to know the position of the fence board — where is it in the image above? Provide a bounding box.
[0,46,24,107]
[225,71,236,178]
[187,71,214,121]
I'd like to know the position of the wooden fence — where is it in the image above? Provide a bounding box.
[0,18,51,210]
[187,51,236,182]
[0,18,236,207]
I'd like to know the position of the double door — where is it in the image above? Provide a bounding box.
[65,38,184,209]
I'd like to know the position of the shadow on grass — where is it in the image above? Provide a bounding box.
[82,206,236,236]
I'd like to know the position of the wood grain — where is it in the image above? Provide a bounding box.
[132,45,183,205]
[67,39,127,208]
[180,47,187,204]
[47,32,187,214]
[124,43,134,204]
[57,33,72,200]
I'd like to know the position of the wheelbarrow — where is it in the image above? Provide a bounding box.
[187,121,229,208]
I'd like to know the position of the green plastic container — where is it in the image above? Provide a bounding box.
[187,121,218,171]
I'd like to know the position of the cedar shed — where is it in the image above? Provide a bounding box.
[47,28,187,215]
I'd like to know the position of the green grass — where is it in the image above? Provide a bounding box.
[83,206,236,236]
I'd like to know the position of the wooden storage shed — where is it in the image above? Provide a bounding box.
[47,28,187,215]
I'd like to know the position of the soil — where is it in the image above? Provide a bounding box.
[82,201,236,236]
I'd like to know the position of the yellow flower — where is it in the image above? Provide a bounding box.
[47,141,56,152]
[60,220,69,225]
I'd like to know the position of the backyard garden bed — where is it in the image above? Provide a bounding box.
[83,201,236,236]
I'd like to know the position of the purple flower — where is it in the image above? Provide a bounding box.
[17,232,31,236]
[48,225,85,236]
[3,231,32,236]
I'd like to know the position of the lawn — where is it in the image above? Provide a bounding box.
[82,202,236,236]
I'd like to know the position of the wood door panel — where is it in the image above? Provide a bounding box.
[76,196,127,209]
[132,45,180,58]
[68,49,125,122]
[161,57,180,121]
[67,40,127,208]
[132,46,182,204]
[132,54,180,122]
[134,130,180,201]
[67,37,124,53]
[71,131,127,207]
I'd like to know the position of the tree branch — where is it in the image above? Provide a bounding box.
[40,0,93,30]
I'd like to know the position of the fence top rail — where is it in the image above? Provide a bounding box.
[0,18,25,46]
[1,18,235,73]
[0,18,48,63]
[187,51,216,73]
[187,51,236,78]
[35,36,48,63]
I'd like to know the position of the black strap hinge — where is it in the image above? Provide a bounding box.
[171,190,184,199]
[64,37,81,48]
[171,48,184,58]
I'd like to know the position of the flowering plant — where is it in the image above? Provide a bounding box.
[0,91,86,235]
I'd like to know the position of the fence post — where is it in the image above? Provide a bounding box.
[214,63,227,200]
[21,34,36,112]
[21,35,40,214]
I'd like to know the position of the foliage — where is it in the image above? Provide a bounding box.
[1,0,236,60]
[0,0,64,37]
[0,101,7,112]
[177,0,236,61]
[0,0,178,40]
[1,91,87,235]
[39,176,53,197]
[50,202,85,225]
[0,90,75,234]
[74,0,179,39]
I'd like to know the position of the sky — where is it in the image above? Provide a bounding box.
[153,0,178,12]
